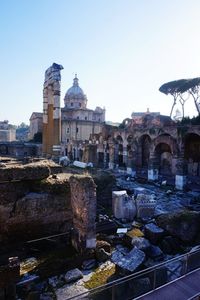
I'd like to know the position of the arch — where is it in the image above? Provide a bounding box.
[184,133,200,176]
[155,142,172,175]
[153,134,179,156]
[127,134,134,144]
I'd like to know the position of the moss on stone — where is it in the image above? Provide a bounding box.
[84,264,116,289]
[126,228,144,238]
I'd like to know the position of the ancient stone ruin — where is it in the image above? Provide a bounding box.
[43,63,63,157]
[69,175,96,252]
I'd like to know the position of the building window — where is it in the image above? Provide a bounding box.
[79,103,81,107]
[67,128,69,133]
[76,127,78,133]
[77,116,79,119]
[85,116,87,120]
[71,102,73,107]
[99,118,100,121]
[67,138,69,143]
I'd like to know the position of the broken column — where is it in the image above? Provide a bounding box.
[42,63,63,157]
[148,152,159,181]
[112,191,136,221]
[69,175,96,252]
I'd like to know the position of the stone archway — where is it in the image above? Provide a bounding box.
[155,143,172,175]
[153,134,179,175]
[184,133,200,176]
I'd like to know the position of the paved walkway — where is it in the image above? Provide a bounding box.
[137,269,200,300]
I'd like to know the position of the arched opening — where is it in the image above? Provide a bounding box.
[127,134,133,144]
[155,143,172,175]
[184,133,200,176]
[140,135,151,167]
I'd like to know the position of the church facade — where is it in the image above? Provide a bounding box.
[61,74,105,160]
[40,63,105,160]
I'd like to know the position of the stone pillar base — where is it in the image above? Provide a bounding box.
[175,175,187,190]
[109,162,114,169]
[127,167,136,177]
[148,169,158,181]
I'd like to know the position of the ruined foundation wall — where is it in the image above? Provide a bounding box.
[69,175,97,252]
[0,161,72,243]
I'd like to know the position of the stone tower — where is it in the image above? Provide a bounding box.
[42,63,63,157]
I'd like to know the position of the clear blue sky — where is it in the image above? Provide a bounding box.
[1,0,200,125]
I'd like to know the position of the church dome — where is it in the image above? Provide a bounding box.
[64,75,87,108]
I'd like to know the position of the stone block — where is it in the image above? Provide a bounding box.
[73,160,87,168]
[148,169,158,181]
[111,247,145,276]
[146,245,164,261]
[82,259,96,270]
[0,163,50,182]
[144,223,164,244]
[64,268,83,283]
[136,194,156,219]
[112,191,136,221]
[175,175,187,190]
[130,237,151,252]
[69,175,96,252]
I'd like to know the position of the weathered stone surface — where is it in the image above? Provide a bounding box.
[144,223,165,244]
[146,245,164,260]
[111,247,145,275]
[93,171,116,207]
[130,237,151,252]
[136,193,156,219]
[64,268,83,283]
[0,162,50,181]
[160,236,181,254]
[69,175,96,252]
[56,284,88,300]
[112,191,136,221]
[96,240,111,253]
[82,259,96,270]
[96,248,111,262]
[0,160,62,182]
[156,211,200,243]
[0,173,72,242]
[115,244,130,255]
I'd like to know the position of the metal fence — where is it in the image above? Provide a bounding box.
[67,247,200,300]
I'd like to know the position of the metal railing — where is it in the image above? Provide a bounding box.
[187,293,200,300]
[66,247,200,300]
